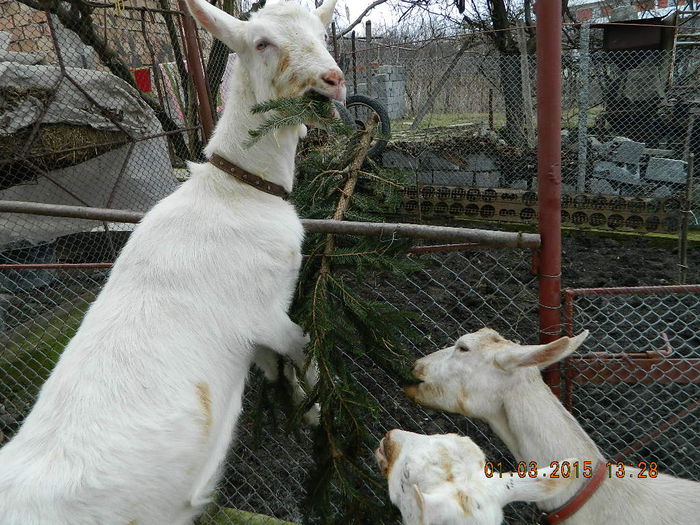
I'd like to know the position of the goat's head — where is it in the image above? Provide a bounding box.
[375,430,575,525]
[186,0,345,103]
[405,328,589,421]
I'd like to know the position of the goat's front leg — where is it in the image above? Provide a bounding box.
[253,314,309,370]
[252,314,319,425]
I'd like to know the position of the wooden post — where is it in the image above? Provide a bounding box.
[365,20,372,97]
[331,21,339,62]
[351,31,357,95]
[679,153,694,284]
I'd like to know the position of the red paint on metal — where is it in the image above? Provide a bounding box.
[562,285,700,411]
[564,284,700,296]
[566,358,700,384]
[179,0,214,141]
[536,0,563,394]
[131,67,152,93]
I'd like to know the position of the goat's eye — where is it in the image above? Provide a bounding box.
[457,343,470,353]
[256,40,270,51]
[324,33,328,41]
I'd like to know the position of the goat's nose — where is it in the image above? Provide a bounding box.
[321,69,345,87]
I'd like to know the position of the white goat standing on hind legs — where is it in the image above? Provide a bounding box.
[0,1,344,524]
[405,328,700,524]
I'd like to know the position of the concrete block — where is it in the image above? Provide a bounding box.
[417,171,433,184]
[382,150,418,170]
[589,178,619,195]
[432,171,474,186]
[419,151,460,170]
[609,137,645,164]
[651,185,673,198]
[645,157,688,183]
[465,153,498,172]
[475,171,500,188]
[594,161,640,185]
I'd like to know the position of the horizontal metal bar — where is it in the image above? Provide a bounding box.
[565,358,700,384]
[0,201,144,223]
[0,201,541,248]
[565,285,700,297]
[0,263,113,270]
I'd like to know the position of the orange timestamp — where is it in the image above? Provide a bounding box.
[484,460,660,479]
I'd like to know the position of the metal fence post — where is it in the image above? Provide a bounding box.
[536,0,563,391]
[178,0,214,142]
[577,23,591,193]
[365,20,372,98]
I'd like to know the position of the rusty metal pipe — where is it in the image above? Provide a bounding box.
[178,0,215,142]
[0,200,541,248]
[536,0,563,393]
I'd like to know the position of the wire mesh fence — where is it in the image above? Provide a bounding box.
[563,285,700,482]
[341,31,699,236]
[0,240,542,524]
[2,2,700,524]
[1,0,204,258]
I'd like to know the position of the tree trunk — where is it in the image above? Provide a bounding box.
[498,53,528,147]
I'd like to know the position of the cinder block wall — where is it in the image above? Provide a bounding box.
[347,64,406,120]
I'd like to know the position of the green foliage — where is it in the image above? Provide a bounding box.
[247,91,347,147]
[247,96,422,523]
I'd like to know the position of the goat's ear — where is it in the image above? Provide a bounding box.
[491,463,577,505]
[185,0,247,52]
[315,0,338,27]
[495,330,589,370]
[410,484,428,525]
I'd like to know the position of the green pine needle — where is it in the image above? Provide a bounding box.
[246,91,349,146]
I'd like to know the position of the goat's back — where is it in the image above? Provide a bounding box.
[0,165,304,524]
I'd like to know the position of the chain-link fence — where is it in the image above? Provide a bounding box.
[0,233,543,524]
[2,2,700,524]
[1,0,205,258]
[341,27,699,236]
[562,285,700,481]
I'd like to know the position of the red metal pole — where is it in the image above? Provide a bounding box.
[536,1,563,392]
[178,0,215,142]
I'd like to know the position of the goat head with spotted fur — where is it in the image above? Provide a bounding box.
[376,430,574,524]
[405,328,700,524]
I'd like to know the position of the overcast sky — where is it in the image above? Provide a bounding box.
[300,0,399,34]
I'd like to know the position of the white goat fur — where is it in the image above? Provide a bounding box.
[375,430,574,525]
[405,328,700,524]
[0,1,344,524]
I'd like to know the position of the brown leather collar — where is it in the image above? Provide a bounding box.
[209,153,289,199]
[542,461,607,524]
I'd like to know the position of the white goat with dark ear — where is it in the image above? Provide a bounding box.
[405,328,700,524]
[0,1,344,524]
[375,430,575,525]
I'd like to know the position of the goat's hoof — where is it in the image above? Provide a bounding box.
[302,403,321,426]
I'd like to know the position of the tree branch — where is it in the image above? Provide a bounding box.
[338,0,391,38]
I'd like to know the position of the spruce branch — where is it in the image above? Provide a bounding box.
[246,92,347,146]
[319,113,379,280]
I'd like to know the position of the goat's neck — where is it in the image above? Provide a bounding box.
[489,371,604,504]
[203,62,301,194]
[497,371,603,464]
